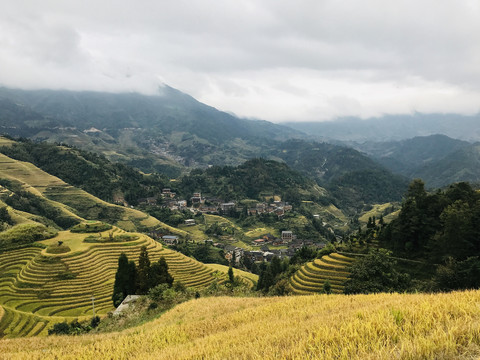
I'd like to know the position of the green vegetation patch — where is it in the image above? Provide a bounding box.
[83,233,138,243]
[56,271,77,280]
[36,290,53,299]
[46,243,71,254]
[0,223,57,250]
[36,255,62,264]
[70,221,112,233]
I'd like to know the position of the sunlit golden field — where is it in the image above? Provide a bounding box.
[1,290,480,359]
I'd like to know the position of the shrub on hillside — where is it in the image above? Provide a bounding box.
[84,233,138,243]
[56,271,77,280]
[70,222,112,233]
[46,244,71,254]
[0,223,57,249]
[48,317,100,336]
[344,249,410,294]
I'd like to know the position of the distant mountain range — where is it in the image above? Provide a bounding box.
[354,134,480,188]
[3,85,479,202]
[0,86,409,209]
[283,113,480,142]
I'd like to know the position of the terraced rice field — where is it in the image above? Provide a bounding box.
[289,252,355,294]
[0,152,185,235]
[0,229,217,337]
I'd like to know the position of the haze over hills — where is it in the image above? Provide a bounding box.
[354,135,480,188]
[0,86,303,176]
[0,87,409,208]
[413,143,480,188]
[283,113,480,142]
[2,85,479,201]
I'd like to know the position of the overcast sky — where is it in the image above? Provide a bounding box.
[1,1,480,122]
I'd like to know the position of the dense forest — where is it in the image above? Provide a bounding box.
[179,158,323,203]
[378,180,480,290]
[266,139,409,210]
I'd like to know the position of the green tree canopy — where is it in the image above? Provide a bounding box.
[148,256,173,289]
[344,249,410,294]
[112,253,132,307]
[136,246,151,294]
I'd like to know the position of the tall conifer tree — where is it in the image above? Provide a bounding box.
[136,246,151,294]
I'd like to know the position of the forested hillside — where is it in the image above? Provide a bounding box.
[179,158,325,203]
[0,86,300,174]
[378,180,480,290]
[413,143,480,188]
[0,138,170,204]
[0,138,407,212]
[269,140,408,209]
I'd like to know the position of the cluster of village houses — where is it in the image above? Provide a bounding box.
[159,231,325,265]
[143,189,325,264]
[139,189,293,218]
[221,233,325,265]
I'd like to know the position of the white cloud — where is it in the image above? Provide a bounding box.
[1,0,480,122]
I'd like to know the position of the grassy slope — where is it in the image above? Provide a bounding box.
[0,199,36,226]
[358,202,399,224]
[205,264,258,287]
[1,290,479,359]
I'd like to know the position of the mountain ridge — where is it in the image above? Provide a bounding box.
[353,134,480,188]
[283,113,480,142]
[0,87,409,208]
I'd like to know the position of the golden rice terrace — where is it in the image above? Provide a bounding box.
[289,252,355,294]
[0,228,217,338]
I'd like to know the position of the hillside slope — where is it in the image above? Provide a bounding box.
[0,151,181,234]
[356,135,470,175]
[265,140,409,209]
[1,290,479,359]
[413,143,480,188]
[0,86,301,173]
[289,253,355,294]
[0,149,222,337]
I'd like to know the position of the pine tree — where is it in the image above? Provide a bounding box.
[379,215,385,227]
[148,256,173,289]
[270,256,282,277]
[367,217,374,229]
[127,260,137,295]
[112,253,131,307]
[262,267,275,292]
[322,280,332,294]
[136,246,151,294]
[228,265,234,284]
[256,262,267,291]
